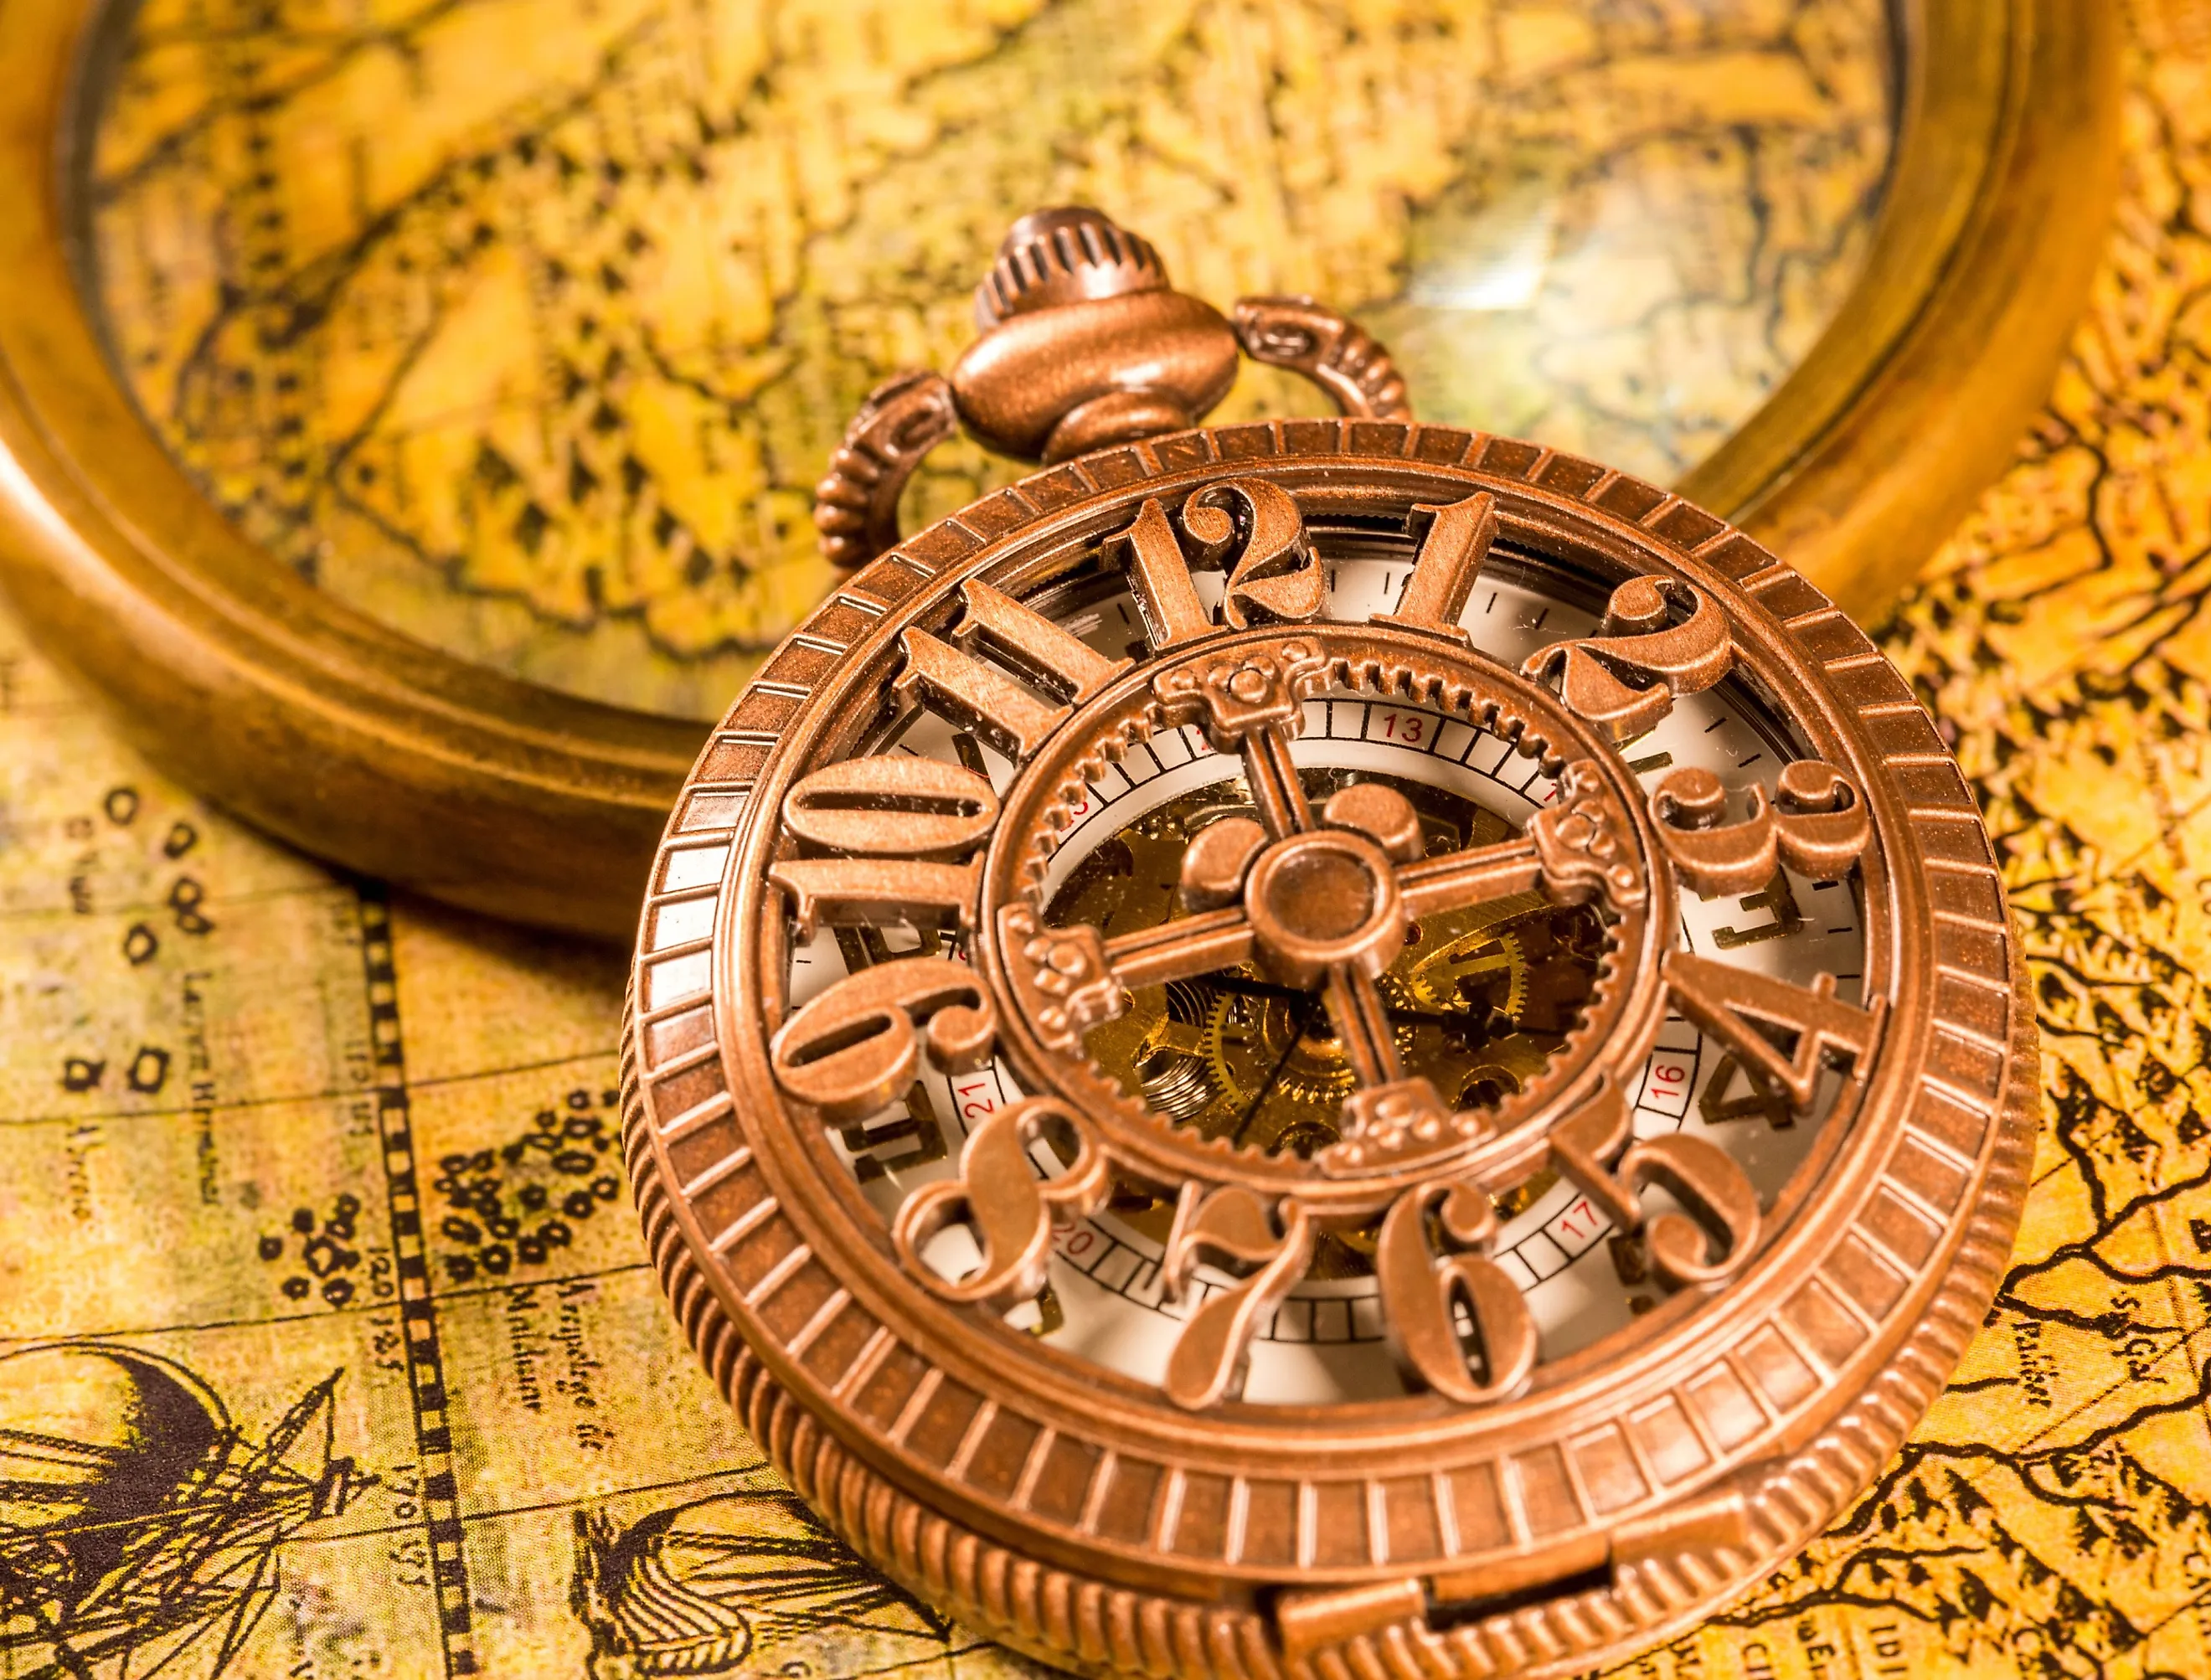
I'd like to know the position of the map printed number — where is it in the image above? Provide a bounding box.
[59,1044,173,1095]
[168,875,214,935]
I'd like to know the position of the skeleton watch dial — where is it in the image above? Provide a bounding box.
[623,212,2033,1680]
[787,544,1876,1414]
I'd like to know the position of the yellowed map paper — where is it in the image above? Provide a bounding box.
[0,632,1062,1677]
[8,1,2209,1677]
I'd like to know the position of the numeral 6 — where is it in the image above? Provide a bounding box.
[1376,1182,1537,1404]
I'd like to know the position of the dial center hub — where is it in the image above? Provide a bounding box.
[983,621,1670,1206]
[1245,829,1406,987]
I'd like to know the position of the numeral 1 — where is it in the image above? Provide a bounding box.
[898,579,1130,758]
[1379,492,1496,640]
[766,857,982,939]
[1106,497,1212,651]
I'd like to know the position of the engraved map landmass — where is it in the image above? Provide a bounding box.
[87,0,1891,717]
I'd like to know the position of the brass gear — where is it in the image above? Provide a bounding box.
[1044,766,1607,1172]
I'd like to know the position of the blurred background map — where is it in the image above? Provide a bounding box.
[85,0,1892,716]
[12,0,2211,1676]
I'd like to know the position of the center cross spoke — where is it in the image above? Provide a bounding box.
[1239,723,1312,839]
[1318,964,1403,1086]
[1093,828,1566,999]
[1395,836,1542,920]
[1101,906,1256,992]
[1029,759,1640,1064]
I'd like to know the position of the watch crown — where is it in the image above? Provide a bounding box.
[974,206,1169,327]
[951,209,1239,465]
[816,205,1412,569]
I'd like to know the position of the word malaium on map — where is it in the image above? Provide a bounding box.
[622,206,2039,1678]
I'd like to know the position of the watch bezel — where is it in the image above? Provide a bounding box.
[624,425,2031,1675]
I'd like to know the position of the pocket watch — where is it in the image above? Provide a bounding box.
[621,209,2036,1679]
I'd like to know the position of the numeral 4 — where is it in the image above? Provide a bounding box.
[1663,952,1884,1112]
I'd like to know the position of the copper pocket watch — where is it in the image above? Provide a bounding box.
[621,209,2034,1679]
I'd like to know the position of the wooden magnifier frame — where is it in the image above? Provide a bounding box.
[0,0,2121,938]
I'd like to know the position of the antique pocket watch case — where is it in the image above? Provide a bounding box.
[0,0,2118,933]
[621,210,2037,1679]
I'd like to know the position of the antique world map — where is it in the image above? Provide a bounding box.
[87,0,1893,716]
[7,0,2211,1677]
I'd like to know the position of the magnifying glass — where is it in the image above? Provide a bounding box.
[0,0,2118,937]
